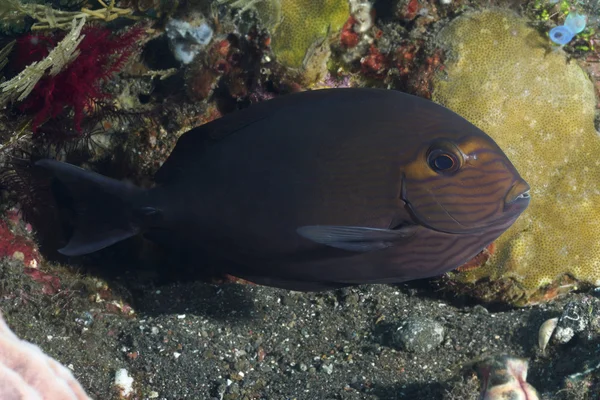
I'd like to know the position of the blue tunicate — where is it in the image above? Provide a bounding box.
[565,12,587,34]
[549,26,575,45]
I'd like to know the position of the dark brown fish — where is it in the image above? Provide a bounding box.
[36,88,530,290]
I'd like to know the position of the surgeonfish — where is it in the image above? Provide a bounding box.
[36,88,530,290]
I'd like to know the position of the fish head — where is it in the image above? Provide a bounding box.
[399,134,530,234]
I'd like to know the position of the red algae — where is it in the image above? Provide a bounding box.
[360,44,387,77]
[340,16,360,48]
[10,34,57,72]
[398,0,421,21]
[12,25,145,133]
[0,211,61,294]
[0,214,40,270]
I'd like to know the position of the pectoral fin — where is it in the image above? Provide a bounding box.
[296,225,416,252]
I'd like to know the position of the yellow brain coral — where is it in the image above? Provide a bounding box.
[270,0,349,68]
[432,9,600,305]
[223,0,349,68]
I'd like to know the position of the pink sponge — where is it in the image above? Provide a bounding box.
[0,311,90,400]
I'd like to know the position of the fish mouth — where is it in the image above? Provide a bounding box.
[400,175,530,235]
[504,180,531,211]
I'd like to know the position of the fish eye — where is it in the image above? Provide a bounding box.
[426,145,461,174]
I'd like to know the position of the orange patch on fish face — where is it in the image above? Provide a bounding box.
[456,242,496,272]
[210,274,257,286]
[400,136,528,234]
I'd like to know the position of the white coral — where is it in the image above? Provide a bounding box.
[0,311,91,400]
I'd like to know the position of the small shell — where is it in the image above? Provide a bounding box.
[538,317,558,355]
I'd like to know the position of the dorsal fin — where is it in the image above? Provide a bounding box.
[155,93,304,184]
[154,112,269,184]
[155,89,377,184]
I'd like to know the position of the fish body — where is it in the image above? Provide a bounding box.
[37,88,530,290]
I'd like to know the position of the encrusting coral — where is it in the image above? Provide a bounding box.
[0,310,91,399]
[269,0,349,69]
[433,8,600,305]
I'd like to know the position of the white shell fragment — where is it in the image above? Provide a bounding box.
[114,368,134,397]
[538,317,558,355]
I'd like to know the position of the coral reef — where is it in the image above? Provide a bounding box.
[119,0,179,18]
[0,310,91,399]
[0,209,65,295]
[328,1,447,99]
[525,0,600,56]
[433,8,600,305]
[0,1,599,398]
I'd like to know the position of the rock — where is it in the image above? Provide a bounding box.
[554,297,599,344]
[391,317,445,353]
[166,17,213,64]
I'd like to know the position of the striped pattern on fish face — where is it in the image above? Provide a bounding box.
[399,134,530,234]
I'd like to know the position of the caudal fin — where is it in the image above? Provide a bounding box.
[35,159,146,256]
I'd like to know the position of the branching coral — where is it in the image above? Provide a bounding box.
[0,310,91,399]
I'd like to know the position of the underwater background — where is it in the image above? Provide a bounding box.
[0,0,600,398]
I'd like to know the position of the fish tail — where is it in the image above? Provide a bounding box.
[35,159,148,256]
